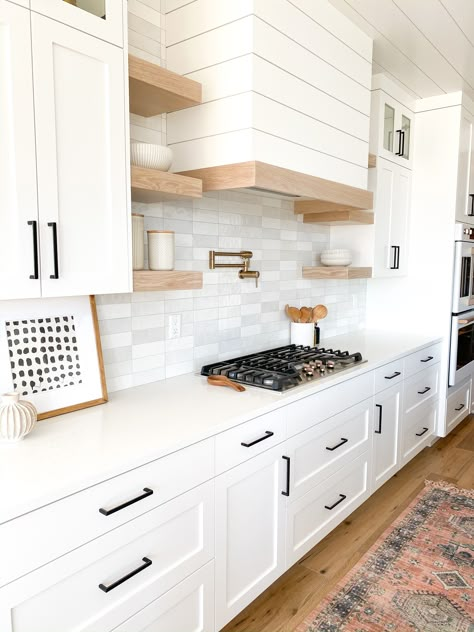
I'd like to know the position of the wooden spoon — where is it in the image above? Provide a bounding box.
[300,307,312,323]
[287,306,301,323]
[312,304,328,323]
[207,375,246,392]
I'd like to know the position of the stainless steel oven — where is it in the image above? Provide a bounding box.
[453,223,474,313]
[449,309,474,386]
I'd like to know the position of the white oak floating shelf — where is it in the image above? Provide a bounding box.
[128,55,202,117]
[303,266,373,280]
[131,166,202,202]
[133,270,203,292]
[179,161,374,210]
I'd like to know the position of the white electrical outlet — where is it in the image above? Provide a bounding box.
[168,314,181,339]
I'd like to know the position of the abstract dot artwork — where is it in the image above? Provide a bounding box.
[5,316,82,396]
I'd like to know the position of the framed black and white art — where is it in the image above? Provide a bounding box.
[0,296,107,420]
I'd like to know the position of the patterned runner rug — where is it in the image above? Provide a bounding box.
[297,480,474,632]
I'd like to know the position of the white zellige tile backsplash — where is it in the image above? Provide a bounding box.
[97,191,367,393]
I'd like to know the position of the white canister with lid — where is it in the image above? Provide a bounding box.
[132,213,145,270]
[148,230,175,271]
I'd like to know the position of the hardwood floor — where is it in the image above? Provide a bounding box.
[222,417,474,632]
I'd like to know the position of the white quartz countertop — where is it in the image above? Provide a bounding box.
[0,330,441,524]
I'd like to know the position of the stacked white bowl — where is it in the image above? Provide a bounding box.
[320,249,352,266]
[130,142,173,171]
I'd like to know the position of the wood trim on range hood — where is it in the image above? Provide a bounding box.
[178,161,373,211]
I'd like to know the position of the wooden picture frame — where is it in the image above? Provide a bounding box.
[0,295,107,420]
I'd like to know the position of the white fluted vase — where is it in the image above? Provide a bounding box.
[0,393,37,443]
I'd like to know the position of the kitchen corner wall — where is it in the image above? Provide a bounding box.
[96,0,367,393]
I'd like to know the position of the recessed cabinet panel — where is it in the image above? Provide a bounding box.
[0,2,40,299]
[31,14,130,297]
[30,0,122,46]
[215,446,285,630]
[456,112,474,223]
[383,103,395,153]
[373,384,400,490]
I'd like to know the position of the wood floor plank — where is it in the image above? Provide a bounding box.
[222,417,473,632]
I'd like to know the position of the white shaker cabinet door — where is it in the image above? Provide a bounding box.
[456,111,474,223]
[215,446,286,631]
[0,1,40,299]
[31,13,130,297]
[373,383,401,491]
[30,0,123,47]
[389,163,410,277]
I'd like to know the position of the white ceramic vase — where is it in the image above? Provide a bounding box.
[0,393,37,443]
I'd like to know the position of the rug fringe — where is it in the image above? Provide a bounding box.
[425,479,474,498]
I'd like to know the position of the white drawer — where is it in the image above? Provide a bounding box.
[0,438,214,587]
[401,402,437,464]
[404,343,441,378]
[113,562,215,632]
[286,452,369,566]
[215,408,285,475]
[374,359,404,393]
[284,371,374,437]
[0,482,214,632]
[404,364,439,413]
[446,378,471,432]
[285,398,371,500]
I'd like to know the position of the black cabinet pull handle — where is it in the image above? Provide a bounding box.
[469,194,474,217]
[99,557,152,593]
[418,386,431,395]
[282,455,290,497]
[415,427,429,437]
[395,129,403,155]
[48,222,59,279]
[375,404,383,434]
[395,245,400,269]
[99,487,154,516]
[421,356,433,363]
[455,403,465,411]
[390,246,400,270]
[325,494,347,511]
[385,371,401,380]
[325,437,348,451]
[241,430,274,448]
[400,130,406,157]
[27,220,39,280]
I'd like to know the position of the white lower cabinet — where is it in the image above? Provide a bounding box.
[373,383,401,490]
[286,452,370,567]
[113,562,215,632]
[446,377,471,433]
[0,482,214,632]
[214,445,287,631]
[401,402,437,465]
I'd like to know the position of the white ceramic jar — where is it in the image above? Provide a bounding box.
[132,213,145,270]
[148,230,175,271]
[0,393,37,443]
[290,322,315,347]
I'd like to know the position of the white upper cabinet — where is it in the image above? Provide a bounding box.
[30,0,123,46]
[0,1,40,300]
[370,157,411,277]
[370,75,414,170]
[30,13,130,297]
[456,110,474,223]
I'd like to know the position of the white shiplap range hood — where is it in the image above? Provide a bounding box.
[164,0,374,208]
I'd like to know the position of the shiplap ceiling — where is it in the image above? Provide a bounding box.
[328,0,474,101]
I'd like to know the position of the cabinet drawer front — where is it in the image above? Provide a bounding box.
[215,408,285,475]
[403,343,441,378]
[402,402,437,464]
[374,359,404,393]
[287,398,371,500]
[0,438,214,587]
[1,482,214,632]
[284,371,374,437]
[112,562,215,632]
[404,364,439,413]
[446,379,471,432]
[287,453,369,566]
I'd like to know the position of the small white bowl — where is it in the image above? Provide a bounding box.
[321,249,351,257]
[320,248,352,267]
[131,142,173,171]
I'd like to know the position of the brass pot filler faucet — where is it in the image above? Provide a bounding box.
[209,251,260,287]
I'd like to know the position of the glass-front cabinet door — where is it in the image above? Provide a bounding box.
[30,0,123,46]
[376,92,414,169]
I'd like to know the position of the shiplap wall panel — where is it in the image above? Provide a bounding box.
[170,130,255,173]
[181,56,254,103]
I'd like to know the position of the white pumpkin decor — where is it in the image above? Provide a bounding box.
[0,393,37,443]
